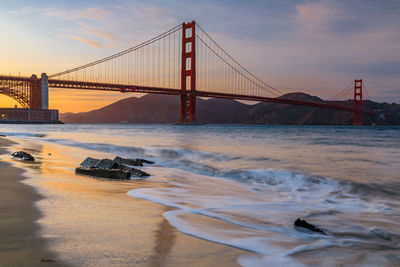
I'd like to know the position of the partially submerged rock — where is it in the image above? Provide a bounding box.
[75,167,131,180]
[95,158,114,169]
[11,151,35,162]
[130,168,150,177]
[76,156,152,179]
[113,162,150,177]
[134,158,154,164]
[294,218,326,235]
[113,157,155,166]
[79,157,100,168]
[113,156,143,166]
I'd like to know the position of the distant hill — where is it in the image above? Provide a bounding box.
[60,93,400,125]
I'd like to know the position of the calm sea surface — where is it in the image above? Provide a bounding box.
[2,124,400,266]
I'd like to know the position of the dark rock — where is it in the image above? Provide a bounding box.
[130,168,150,177]
[76,156,152,180]
[41,258,55,263]
[134,158,154,164]
[79,157,100,168]
[112,156,143,166]
[294,218,326,235]
[11,151,35,162]
[0,134,6,137]
[113,163,150,178]
[75,167,131,180]
[95,159,114,169]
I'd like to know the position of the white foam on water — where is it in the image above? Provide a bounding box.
[128,167,400,266]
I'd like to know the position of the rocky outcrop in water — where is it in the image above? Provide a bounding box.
[112,156,155,166]
[75,156,152,180]
[294,218,326,235]
[11,151,35,162]
[75,167,131,179]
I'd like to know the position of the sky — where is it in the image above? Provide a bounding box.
[0,0,399,112]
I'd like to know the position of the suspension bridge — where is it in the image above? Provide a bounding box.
[0,21,373,125]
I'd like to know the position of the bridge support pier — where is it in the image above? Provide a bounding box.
[353,79,363,126]
[180,21,196,123]
[29,74,42,109]
[41,73,49,109]
[27,73,48,109]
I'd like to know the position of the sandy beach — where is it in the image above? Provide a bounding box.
[0,137,67,266]
[0,136,245,266]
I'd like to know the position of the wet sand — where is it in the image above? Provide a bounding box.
[0,137,67,266]
[1,137,246,266]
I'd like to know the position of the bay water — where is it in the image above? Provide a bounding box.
[2,124,400,266]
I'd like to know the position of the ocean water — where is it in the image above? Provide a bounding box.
[2,124,400,266]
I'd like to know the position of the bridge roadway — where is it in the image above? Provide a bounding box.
[49,79,362,114]
[0,75,371,115]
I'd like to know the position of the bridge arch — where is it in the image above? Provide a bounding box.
[0,87,30,108]
[0,75,43,109]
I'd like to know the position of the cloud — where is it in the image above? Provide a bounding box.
[111,3,179,34]
[80,23,120,42]
[294,1,354,39]
[41,6,112,22]
[8,6,39,15]
[10,3,179,47]
[8,5,121,46]
[69,35,104,48]
[296,1,337,27]
[9,6,112,22]
[201,0,400,101]
[286,1,400,68]
[76,7,112,20]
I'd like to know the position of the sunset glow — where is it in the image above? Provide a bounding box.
[1,2,400,266]
[1,0,399,112]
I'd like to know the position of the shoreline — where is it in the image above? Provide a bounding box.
[1,136,246,266]
[0,137,66,266]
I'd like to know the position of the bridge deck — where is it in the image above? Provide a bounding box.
[48,79,364,114]
[0,75,372,115]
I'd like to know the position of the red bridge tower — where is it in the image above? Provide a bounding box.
[353,79,363,126]
[180,21,196,123]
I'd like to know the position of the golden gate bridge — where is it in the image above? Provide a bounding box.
[0,21,373,125]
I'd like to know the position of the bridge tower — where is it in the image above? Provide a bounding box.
[180,21,196,123]
[353,79,363,126]
[29,74,42,109]
[41,73,49,109]
[28,73,49,109]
